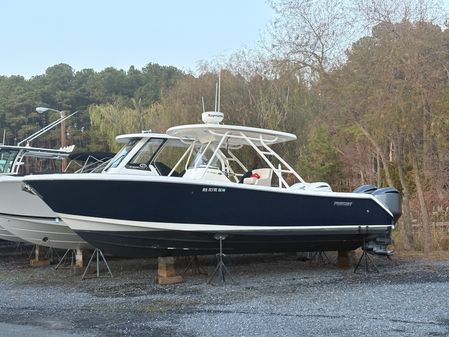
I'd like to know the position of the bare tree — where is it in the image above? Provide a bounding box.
[268,0,359,77]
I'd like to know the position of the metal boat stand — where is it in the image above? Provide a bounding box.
[55,249,76,271]
[308,251,331,265]
[183,256,207,276]
[81,248,113,280]
[208,234,235,285]
[28,245,37,260]
[354,240,379,274]
[15,242,32,256]
[29,245,59,264]
[45,246,61,264]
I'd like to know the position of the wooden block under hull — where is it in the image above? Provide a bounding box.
[155,275,184,285]
[337,250,355,269]
[30,259,50,267]
[156,256,183,284]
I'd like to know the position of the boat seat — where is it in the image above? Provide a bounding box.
[243,168,273,186]
[183,167,230,182]
[290,182,332,192]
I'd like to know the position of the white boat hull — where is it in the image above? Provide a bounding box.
[0,224,27,243]
[0,215,92,250]
[0,176,92,250]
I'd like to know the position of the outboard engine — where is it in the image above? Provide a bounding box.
[353,184,401,256]
[372,187,402,223]
[352,184,378,194]
[353,184,402,223]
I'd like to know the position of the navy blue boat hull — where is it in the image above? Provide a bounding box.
[25,177,394,257]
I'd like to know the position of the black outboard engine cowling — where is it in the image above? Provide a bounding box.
[352,184,378,194]
[372,187,402,223]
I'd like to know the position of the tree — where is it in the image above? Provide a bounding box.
[299,126,343,186]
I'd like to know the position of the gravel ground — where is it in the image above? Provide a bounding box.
[1,244,449,337]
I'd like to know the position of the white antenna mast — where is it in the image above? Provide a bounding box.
[214,83,218,111]
[202,96,205,113]
[218,70,221,112]
[2,129,5,145]
[201,71,224,124]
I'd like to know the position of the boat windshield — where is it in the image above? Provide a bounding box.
[106,138,141,170]
[0,148,20,174]
[187,144,221,169]
[126,138,165,169]
[124,138,191,175]
[150,139,191,176]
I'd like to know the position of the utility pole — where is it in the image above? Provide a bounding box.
[60,111,67,171]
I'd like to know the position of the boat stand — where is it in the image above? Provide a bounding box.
[354,240,379,274]
[15,242,32,256]
[183,256,207,276]
[45,246,61,264]
[55,249,76,271]
[29,245,57,266]
[208,234,234,285]
[81,248,113,280]
[28,245,37,260]
[308,251,331,265]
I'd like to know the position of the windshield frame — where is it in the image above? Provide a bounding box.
[0,148,20,174]
[105,138,142,171]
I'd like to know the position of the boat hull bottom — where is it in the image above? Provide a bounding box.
[75,229,385,258]
[0,216,92,250]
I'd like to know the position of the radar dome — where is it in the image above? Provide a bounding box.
[202,111,224,124]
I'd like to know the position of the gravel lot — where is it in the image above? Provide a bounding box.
[1,244,449,337]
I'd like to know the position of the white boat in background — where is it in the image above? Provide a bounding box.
[0,110,81,246]
[0,131,189,249]
[0,144,75,243]
[0,174,92,249]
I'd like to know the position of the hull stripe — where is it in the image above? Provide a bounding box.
[60,213,393,233]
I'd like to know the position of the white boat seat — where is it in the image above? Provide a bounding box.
[183,167,230,182]
[290,182,332,192]
[243,168,273,186]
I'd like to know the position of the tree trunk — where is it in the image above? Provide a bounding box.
[396,156,414,250]
[376,153,381,187]
[412,156,432,252]
[355,122,394,186]
[421,94,431,175]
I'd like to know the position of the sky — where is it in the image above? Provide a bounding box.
[0,0,274,78]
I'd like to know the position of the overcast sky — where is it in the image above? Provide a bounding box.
[0,1,273,78]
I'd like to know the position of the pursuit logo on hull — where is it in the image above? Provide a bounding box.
[333,201,353,207]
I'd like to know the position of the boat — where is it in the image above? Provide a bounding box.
[65,151,115,173]
[0,178,90,249]
[0,131,184,249]
[22,110,401,257]
[0,142,77,243]
[0,109,95,248]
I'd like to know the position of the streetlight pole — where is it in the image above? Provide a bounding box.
[35,107,77,172]
[60,110,66,148]
[60,110,67,171]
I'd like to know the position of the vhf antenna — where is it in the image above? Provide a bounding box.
[214,83,218,111]
[201,70,224,125]
[218,71,221,112]
[214,70,222,112]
